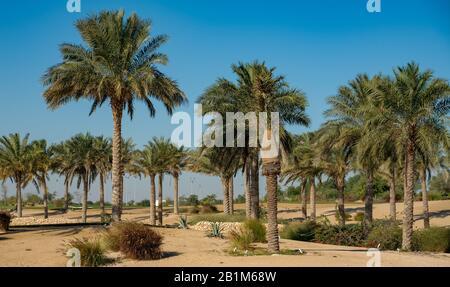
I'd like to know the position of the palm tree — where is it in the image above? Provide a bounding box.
[65,134,97,223]
[166,145,187,215]
[52,142,73,211]
[29,140,53,219]
[0,133,33,217]
[42,10,187,221]
[373,62,449,250]
[93,136,112,217]
[130,144,158,225]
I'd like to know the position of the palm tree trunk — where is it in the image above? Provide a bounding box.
[158,173,163,225]
[244,165,252,218]
[262,159,281,253]
[250,153,260,219]
[221,177,230,215]
[82,175,88,223]
[228,177,234,214]
[150,175,156,225]
[16,180,22,217]
[300,179,307,219]
[111,103,123,222]
[99,173,105,217]
[419,168,430,229]
[364,170,374,226]
[43,179,49,219]
[64,179,69,212]
[310,177,316,221]
[389,166,396,221]
[402,139,415,251]
[336,176,345,226]
[173,173,179,215]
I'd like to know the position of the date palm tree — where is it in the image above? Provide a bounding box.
[0,133,33,217]
[42,10,187,221]
[93,136,112,217]
[130,143,159,225]
[65,134,97,223]
[166,144,187,215]
[373,62,449,250]
[30,140,53,219]
[52,142,73,211]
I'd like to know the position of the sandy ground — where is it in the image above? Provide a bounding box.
[1,200,449,267]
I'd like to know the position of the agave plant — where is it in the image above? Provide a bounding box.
[208,222,224,238]
[178,215,189,229]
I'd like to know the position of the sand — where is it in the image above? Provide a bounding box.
[1,200,449,267]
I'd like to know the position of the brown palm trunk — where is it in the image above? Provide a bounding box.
[336,176,345,226]
[150,175,156,225]
[173,173,179,215]
[64,179,69,212]
[228,177,234,214]
[402,139,415,251]
[310,177,316,221]
[300,179,307,219]
[262,159,280,253]
[43,179,49,219]
[158,173,163,225]
[221,177,230,215]
[250,153,260,219]
[82,175,88,223]
[244,165,252,217]
[419,168,430,229]
[111,103,123,222]
[389,166,396,221]
[16,180,22,217]
[99,173,105,217]
[364,170,374,226]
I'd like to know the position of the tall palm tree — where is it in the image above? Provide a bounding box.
[373,62,449,250]
[42,10,187,221]
[166,144,187,215]
[65,134,97,223]
[30,140,53,219]
[0,133,33,217]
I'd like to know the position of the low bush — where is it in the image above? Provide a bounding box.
[0,211,11,232]
[229,227,254,250]
[243,219,266,243]
[335,212,352,222]
[315,223,366,247]
[366,222,402,250]
[353,212,365,222]
[413,227,450,253]
[68,238,108,267]
[199,204,218,214]
[280,221,317,242]
[103,222,163,260]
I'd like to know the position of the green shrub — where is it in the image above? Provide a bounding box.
[280,221,317,241]
[229,227,254,250]
[0,211,11,232]
[208,222,224,238]
[353,212,365,222]
[413,227,450,253]
[243,219,266,243]
[68,238,108,267]
[315,223,366,247]
[366,222,402,250]
[335,212,352,222]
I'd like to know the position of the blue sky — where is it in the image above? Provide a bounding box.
[0,0,449,202]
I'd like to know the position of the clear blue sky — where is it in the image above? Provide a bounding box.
[0,0,449,202]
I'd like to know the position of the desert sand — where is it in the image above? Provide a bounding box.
[1,200,449,267]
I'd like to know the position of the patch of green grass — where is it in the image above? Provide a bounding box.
[67,237,109,267]
[243,219,267,243]
[280,221,317,241]
[189,213,246,225]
